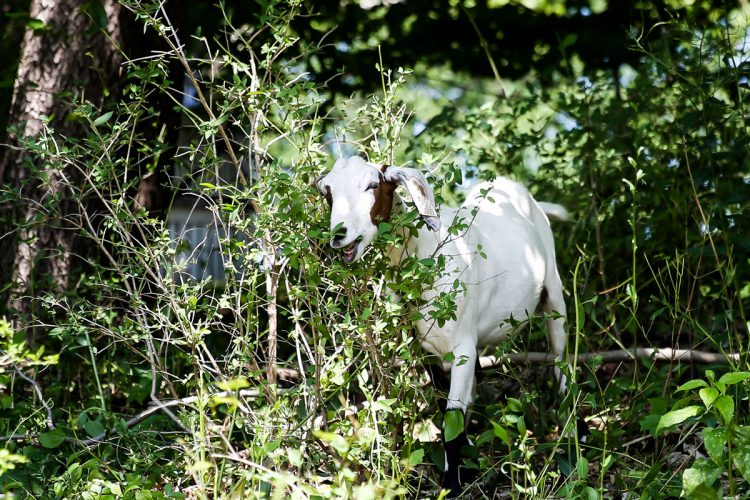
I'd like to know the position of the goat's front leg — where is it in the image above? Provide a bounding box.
[442,342,477,496]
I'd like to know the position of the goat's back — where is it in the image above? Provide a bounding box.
[414,177,561,355]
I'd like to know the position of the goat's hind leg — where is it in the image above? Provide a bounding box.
[542,271,568,394]
[441,341,477,496]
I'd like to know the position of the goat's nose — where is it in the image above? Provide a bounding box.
[331,226,348,247]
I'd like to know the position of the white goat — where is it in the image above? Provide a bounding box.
[316,155,568,494]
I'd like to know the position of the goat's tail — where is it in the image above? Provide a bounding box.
[538,202,570,222]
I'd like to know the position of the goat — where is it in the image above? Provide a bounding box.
[316,155,568,495]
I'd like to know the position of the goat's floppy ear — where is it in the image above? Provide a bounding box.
[383,166,441,231]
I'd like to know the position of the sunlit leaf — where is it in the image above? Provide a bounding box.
[216,378,250,391]
[682,459,721,498]
[698,387,718,408]
[656,406,702,434]
[714,396,734,425]
[717,371,750,386]
[701,427,727,464]
[676,379,708,392]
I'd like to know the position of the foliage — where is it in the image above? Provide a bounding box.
[287,0,727,96]
[657,370,750,499]
[1,0,750,498]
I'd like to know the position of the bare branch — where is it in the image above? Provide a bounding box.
[478,348,740,369]
[267,347,740,381]
[3,389,264,448]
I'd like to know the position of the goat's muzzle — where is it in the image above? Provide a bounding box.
[339,237,363,263]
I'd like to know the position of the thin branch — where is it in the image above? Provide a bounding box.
[12,364,55,430]
[155,4,246,188]
[265,259,280,395]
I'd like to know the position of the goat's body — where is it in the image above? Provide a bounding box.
[391,177,567,410]
[317,157,567,494]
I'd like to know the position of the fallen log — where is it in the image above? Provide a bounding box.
[478,347,740,369]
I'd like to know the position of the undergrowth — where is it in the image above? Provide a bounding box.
[1,2,749,498]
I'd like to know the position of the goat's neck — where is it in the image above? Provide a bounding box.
[386,193,435,266]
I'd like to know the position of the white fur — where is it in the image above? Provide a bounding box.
[318,156,568,412]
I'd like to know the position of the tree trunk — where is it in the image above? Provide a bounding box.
[0,0,124,332]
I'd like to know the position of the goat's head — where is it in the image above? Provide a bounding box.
[316,156,440,263]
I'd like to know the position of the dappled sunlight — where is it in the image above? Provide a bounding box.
[1,0,748,498]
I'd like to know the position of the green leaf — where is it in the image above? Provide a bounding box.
[406,448,424,467]
[559,33,578,50]
[83,419,106,438]
[714,396,734,424]
[443,410,464,442]
[676,379,708,392]
[313,430,349,455]
[216,378,250,391]
[698,387,719,408]
[702,427,727,464]
[93,111,113,127]
[209,395,239,407]
[27,18,46,30]
[264,439,280,454]
[491,420,510,444]
[506,398,523,413]
[82,0,109,28]
[718,371,750,386]
[287,447,303,467]
[682,459,722,498]
[377,222,393,234]
[733,429,750,482]
[372,398,396,413]
[684,483,721,500]
[359,307,372,321]
[584,486,599,500]
[475,429,495,447]
[640,414,661,437]
[576,456,589,479]
[39,429,66,449]
[656,405,702,434]
[106,482,122,496]
[517,415,526,435]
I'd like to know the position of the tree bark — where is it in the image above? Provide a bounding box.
[0,0,124,330]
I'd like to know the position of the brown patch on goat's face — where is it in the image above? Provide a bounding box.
[370,165,396,225]
[323,185,332,206]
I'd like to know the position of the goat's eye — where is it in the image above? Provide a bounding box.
[366,182,379,191]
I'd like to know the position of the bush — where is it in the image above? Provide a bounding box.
[1,1,749,498]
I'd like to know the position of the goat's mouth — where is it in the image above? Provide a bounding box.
[342,237,363,263]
